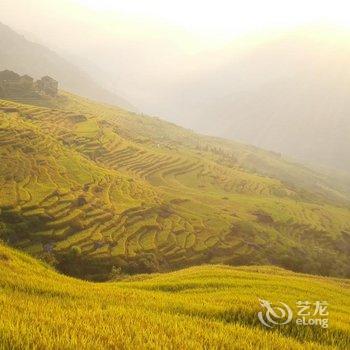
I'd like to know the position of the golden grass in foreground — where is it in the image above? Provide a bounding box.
[0,243,349,349]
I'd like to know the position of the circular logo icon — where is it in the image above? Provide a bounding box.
[258,299,293,328]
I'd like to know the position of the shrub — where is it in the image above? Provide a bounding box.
[69,246,82,258]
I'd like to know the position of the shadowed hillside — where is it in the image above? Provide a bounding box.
[0,88,349,280]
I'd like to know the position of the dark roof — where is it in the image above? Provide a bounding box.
[0,70,20,81]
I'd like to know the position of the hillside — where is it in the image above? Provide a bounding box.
[0,243,349,349]
[163,25,350,172]
[0,90,350,280]
[0,22,135,111]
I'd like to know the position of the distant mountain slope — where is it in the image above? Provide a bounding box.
[1,243,349,349]
[0,90,349,280]
[0,22,135,111]
[172,26,350,172]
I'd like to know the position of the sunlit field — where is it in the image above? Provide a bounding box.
[0,243,349,349]
[1,94,350,281]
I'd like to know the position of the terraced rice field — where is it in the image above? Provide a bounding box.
[0,94,350,279]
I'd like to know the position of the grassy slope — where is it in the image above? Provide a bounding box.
[0,93,350,280]
[0,243,349,349]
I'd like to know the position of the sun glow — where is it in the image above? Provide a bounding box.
[2,0,350,53]
[75,0,350,43]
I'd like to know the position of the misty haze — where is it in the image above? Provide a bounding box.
[2,2,350,173]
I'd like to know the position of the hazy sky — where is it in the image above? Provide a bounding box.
[2,0,350,117]
[3,0,350,51]
[2,0,350,172]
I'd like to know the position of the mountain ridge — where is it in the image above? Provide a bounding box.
[0,21,136,111]
[160,25,350,172]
